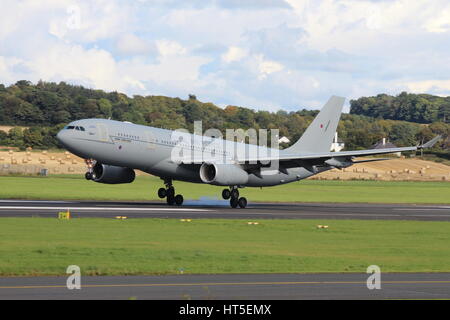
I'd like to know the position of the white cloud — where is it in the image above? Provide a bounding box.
[29,44,123,92]
[256,55,284,79]
[47,0,132,43]
[116,34,155,56]
[221,46,247,63]
[425,7,450,33]
[156,40,187,57]
[0,0,449,112]
[405,80,450,96]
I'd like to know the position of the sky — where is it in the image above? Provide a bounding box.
[1,0,450,112]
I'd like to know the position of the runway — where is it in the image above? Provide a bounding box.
[0,199,450,221]
[1,273,449,300]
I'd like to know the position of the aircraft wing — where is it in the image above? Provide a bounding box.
[179,145,416,165]
[178,136,441,166]
[242,135,441,164]
[258,146,418,163]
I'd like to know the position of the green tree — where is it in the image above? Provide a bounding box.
[7,127,24,148]
[23,127,44,148]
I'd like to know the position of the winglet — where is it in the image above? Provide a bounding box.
[419,135,441,149]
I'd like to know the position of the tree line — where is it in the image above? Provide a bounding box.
[0,81,448,153]
[350,92,450,124]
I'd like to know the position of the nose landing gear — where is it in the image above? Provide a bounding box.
[222,187,247,208]
[158,178,184,206]
[84,159,95,180]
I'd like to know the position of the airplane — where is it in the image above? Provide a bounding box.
[56,96,440,208]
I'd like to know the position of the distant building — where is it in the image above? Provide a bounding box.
[278,136,291,144]
[371,138,401,157]
[330,132,345,152]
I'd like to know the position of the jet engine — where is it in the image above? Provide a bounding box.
[92,163,135,184]
[199,163,249,186]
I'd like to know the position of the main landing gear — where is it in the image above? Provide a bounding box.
[222,187,247,208]
[158,179,183,206]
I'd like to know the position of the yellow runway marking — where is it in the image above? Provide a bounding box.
[1,280,450,290]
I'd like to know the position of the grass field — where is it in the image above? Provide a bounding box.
[0,218,449,276]
[0,174,449,204]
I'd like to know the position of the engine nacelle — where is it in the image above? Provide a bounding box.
[199,163,249,186]
[92,163,135,184]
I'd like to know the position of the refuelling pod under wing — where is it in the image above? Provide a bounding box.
[92,163,135,184]
[324,157,353,169]
[199,163,249,186]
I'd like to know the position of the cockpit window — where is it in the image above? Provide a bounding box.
[65,125,85,131]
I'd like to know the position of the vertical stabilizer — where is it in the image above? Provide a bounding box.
[285,96,345,154]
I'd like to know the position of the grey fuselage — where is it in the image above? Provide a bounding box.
[57,119,329,187]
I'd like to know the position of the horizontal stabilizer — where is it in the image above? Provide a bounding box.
[420,135,441,149]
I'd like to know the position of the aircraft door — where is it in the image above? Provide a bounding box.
[97,123,109,142]
[146,131,156,149]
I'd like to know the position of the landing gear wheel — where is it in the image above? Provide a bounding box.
[174,194,184,206]
[166,195,175,205]
[238,197,247,208]
[158,188,167,198]
[231,189,239,199]
[230,197,239,208]
[222,189,231,200]
[167,187,175,198]
[85,172,92,180]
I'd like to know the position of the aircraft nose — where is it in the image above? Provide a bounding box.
[56,129,68,146]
